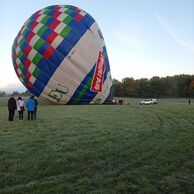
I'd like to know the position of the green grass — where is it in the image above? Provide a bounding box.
[0,98,194,193]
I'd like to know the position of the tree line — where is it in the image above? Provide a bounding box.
[0,90,31,97]
[112,74,194,98]
[1,74,194,98]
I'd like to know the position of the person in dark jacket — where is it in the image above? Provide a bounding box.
[31,95,38,119]
[26,96,35,120]
[188,98,191,106]
[7,96,17,121]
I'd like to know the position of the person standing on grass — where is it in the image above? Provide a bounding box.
[7,95,17,121]
[188,98,191,106]
[26,96,35,120]
[31,95,38,119]
[17,96,25,120]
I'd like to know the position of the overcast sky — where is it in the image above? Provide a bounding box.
[0,0,194,92]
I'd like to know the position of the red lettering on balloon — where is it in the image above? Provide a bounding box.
[90,51,105,92]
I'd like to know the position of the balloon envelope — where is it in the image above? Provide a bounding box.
[12,5,112,104]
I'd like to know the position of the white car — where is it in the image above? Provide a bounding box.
[140,99,157,105]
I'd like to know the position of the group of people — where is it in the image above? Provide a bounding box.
[7,95,38,121]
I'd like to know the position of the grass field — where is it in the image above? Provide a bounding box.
[0,97,194,194]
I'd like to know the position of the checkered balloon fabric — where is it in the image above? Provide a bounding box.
[12,5,112,104]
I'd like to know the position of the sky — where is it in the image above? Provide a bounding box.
[0,0,194,92]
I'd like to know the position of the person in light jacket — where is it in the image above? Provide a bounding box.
[17,96,25,120]
[26,96,35,120]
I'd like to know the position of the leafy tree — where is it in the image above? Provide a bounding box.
[0,91,6,97]
[20,90,32,97]
[137,78,151,98]
[188,79,194,97]
[112,79,123,97]
[150,76,166,97]
[12,91,20,96]
[122,77,135,97]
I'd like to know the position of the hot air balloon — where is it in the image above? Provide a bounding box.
[12,5,112,104]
